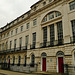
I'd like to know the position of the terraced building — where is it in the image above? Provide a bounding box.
[0,0,75,73]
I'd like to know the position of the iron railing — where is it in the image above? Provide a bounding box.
[0,46,27,54]
[30,44,35,49]
[40,39,64,48]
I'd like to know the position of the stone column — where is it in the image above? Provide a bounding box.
[54,23,58,41]
[47,26,50,42]
[54,23,58,45]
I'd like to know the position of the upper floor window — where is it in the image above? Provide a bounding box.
[0,44,1,50]
[25,35,29,46]
[33,19,37,26]
[33,32,36,44]
[15,28,18,34]
[7,32,9,37]
[2,43,4,50]
[26,23,29,29]
[69,1,75,10]
[19,37,22,47]
[11,30,13,36]
[10,41,12,49]
[74,52,75,60]
[14,39,17,48]
[55,12,61,17]
[5,42,8,50]
[43,16,47,22]
[49,12,54,20]
[71,20,75,37]
[42,11,61,23]
[21,26,23,32]
[43,27,47,43]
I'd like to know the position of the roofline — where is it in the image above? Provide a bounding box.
[30,0,42,8]
[1,0,42,29]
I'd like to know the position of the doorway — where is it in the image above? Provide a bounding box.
[58,57,64,73]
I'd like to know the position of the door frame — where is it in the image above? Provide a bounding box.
[56,56,65,73]
[41,56,47,71]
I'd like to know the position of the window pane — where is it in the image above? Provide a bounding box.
[57,21,63,44]
[50,24,55,45]
[25,35,29,46]
[49,12,54,20]
[69,1,75,10]
[43,27,47,43]
[26,23,29,29]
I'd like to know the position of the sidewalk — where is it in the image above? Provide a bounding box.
[0,70,64,75]
[0,70,32,75]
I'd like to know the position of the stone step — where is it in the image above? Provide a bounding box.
[32,72,63,75]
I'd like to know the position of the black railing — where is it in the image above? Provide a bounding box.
[63,64,75,75]
[40,42,47,48]
[30,44,35,49]
[0,46,27,54]
[0,63,38,70]
[40,39,64,48]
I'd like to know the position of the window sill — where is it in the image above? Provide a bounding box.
[68,9,75,14]
[32,25,37,28]
[25,29,29,31]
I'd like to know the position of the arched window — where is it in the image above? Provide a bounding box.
[18,56,21,66]
[56,51,64,56]
[42,11,61,23]
[41,52,47,57]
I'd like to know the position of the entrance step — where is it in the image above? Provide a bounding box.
[32,72,63,75]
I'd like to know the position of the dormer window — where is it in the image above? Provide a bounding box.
[49,0,52,3]
[22,15,24,20]
[43,2,46,6]
[27,11,30,16]
[34,6,37,11]
[17,18,19,22]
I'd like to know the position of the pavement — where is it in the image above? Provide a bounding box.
[0,70,64,75]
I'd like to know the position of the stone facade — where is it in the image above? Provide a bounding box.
[0,0,75,73]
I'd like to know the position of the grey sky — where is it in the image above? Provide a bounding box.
[0,0,39,28]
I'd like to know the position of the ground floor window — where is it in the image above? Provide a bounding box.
[18,56,21,66]
[24,55,27,66]
[13,56,15,65]
[31,54,35,67]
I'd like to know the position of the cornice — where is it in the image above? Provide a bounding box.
[1,0,65,33]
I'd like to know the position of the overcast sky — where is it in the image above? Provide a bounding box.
[0,0,39,28]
